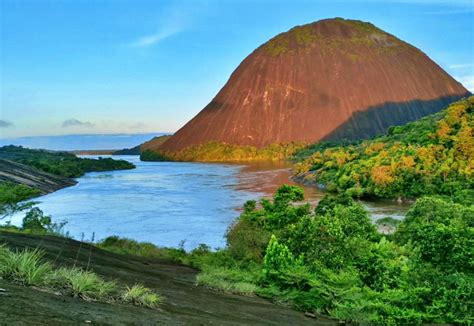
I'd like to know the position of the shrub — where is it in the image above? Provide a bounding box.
[196,266,258,296]
[98,236,185,262]
[52,267,117,300]
[0,247,51,285]
[121,284,161,307]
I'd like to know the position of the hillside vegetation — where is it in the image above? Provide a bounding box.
[294,96,474,199]
[142,142,305,162]
[0,145,135,178]
[99,185,473,324]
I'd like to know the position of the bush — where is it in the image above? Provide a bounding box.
[98,236,185,262]
[196,267,258,296]
[121,284,161,307]
[0,247,51,285]
[193,185,474,324]
[51,267,117,300]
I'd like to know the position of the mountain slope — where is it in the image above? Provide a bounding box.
[156,18,468,155]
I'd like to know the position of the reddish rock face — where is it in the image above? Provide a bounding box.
[158,18,469,152]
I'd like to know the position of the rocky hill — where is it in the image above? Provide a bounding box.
[154,18,468,155]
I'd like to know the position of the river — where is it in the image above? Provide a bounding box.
[7,156,410,250]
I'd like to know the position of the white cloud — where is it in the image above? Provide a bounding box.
[62,119,95,128]
[456,75,474,92]
[129,28,182,47]
[449,63,474,69]
[128,3,194,48]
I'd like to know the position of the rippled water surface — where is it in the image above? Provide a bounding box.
[8,156,410,250]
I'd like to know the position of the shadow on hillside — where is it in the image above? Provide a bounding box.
[323,93,471,141]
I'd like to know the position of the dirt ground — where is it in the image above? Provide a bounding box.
[0,232,336,325]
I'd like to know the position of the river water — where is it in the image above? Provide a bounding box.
[8,156,410,250]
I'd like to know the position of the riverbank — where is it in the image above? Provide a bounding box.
[0,158,77,194]
[0,231,332,325]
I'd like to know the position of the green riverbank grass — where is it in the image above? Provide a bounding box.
[0,244,160,307]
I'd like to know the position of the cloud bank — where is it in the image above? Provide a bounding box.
[62,119,94,128]
[0,120,13,128]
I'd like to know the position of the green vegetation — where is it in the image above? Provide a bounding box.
[140,149,172,162]
[51,267,117,300]
[265,34,291,56]
[95,183,473,323]
[294,97,474,199]
[0,244,160,307]
[182,185,473,324]
[97,235,185,262]
[121,284,161,307]
[148,141,305,162]
[0,183,40,218]
[0,246,52,285]
[0,145,135,178]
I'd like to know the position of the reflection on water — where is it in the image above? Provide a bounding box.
[7,156,410,250]
[237,161,410,222]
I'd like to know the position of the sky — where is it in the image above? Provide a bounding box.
[1,0,473,138]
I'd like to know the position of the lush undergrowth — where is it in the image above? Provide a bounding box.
[196,185,473,324]
[0,244,160,307]
[95,185,473,324]
[140,142,305,162]
[0,145,135,178]
[293,96,474,199]
[0,183,41,218]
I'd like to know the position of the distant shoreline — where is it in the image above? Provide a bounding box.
[71,150,116,155]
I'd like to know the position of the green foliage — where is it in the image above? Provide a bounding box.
[121,284,161,307]
[0,244,161,307]
[51,267,117,300]
[0,182,40,219]
[97,235,186,262]
[20,207,67,235]
[395,197,474,273]
[0,247,52,285]
[263,235,303,282]
[196,266,258,296]
[294,97,474,199]
[193,185,473,324]
[140,149,172,161]
[147,142,306,162]
[0,145,135,178]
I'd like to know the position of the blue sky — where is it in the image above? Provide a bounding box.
[1,0,473,138]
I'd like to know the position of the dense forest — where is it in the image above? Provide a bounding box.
[293,96,474,200]
[0,145,135,178]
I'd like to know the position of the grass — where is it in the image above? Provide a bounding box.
[0,246,52,285]
[97,235,186,262]
[121,284,161,308]
[0,244,161,307]
[196,266,258,296]
[51,267,117,300]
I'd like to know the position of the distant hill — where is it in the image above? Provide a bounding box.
[113,135,171,155]
[152,18,468,158]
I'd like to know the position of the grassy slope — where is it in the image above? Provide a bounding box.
[0,231,330,325]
